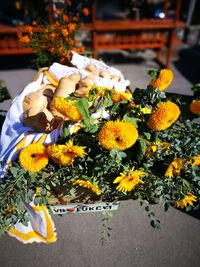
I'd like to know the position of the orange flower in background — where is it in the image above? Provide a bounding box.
[20,35,30,43]
[49,47,55,53]
[189,100,200,116]
[27,26,33,35]
[61,28,68,37]
[50,33,56,38]
[150,69,174,91]
[68,23,76,33]
[63,15,69,22]
[83,7,90,16]
[55,9,61,15]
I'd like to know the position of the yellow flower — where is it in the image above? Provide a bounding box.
[73,180,101,195]
[147,101,180,131]
[86,86,111,99]
[47,140,86,166]
[19,143,48,173]
[146,141,170,158]
[51,97,82,122]
[150,69,173,91]
[189,100,200,116]
[165,158,184,178]
[189,155,200,166]
[98,121,138,151]
[175,193,197,209]
[113,168,145,193]
[111,90,132,103]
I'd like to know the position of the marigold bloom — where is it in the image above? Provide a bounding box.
[165,158,184,178]
[51,97,82,122]
[98,121,138,151]
[147,101,180,131]
[19,143,48,173]
[113,168,145,193]
[146,141,170,158]
[189,100,200,116]
[150,69,173,91]
[82,7,90,16]
[73,180,101,195]
[47,140,86,166]
[175,193,197,209]
[50,33,56,38]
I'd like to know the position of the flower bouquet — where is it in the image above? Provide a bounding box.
[0,52,200,244]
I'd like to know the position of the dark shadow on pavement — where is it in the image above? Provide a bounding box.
[173,45,200,85]
[0,54,37,70]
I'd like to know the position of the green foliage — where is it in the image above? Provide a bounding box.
[0,80,11,103]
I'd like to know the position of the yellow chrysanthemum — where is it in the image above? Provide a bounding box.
[175,193,197,209]
[19,143,48,173]
[73,179,102,195]
[51,97,82,121]
[98,120,138,151]
[165,158,184,178]
[147,101,180,131]
[146,141,170,158]
[189,100,200,116]
[111,90,132,103]
[47,140,86,165]
[150,69,173,91]
[113,168,145,193]
[189,155,200,166]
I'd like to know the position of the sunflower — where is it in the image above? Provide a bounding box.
[73,179,102,195]
[174,193,197,209]
[51,97,82,121]
[19,143,48,173]
[147,101,180,131]
[165,158,184,178]
[150,69,173,91]
[98,120,138,151]
[47,140,86,165]
[189,100,200,116]
[146,141,170,158]
[113,168,144,193]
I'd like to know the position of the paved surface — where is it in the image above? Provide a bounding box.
[0,48,200,267]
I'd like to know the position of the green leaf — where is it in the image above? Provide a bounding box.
[137,138,147,162]
[75,98,93,126]
[123,114,140,127]
[148,70,159,80]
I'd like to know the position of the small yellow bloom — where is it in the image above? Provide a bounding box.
[150,69,173,91]
[113,168,144,193]
[19,143,48,173]
[111,90,132,103]
[47,140,86,166]
[175,193,197,209]
[147,101,180,131]
[189,100,200,116]
[73,180,101,195]
[98,120,138,151]
[51,97,82,122]
[146,141,170,158]
[165,158,184,178]
[189,155,200,166]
